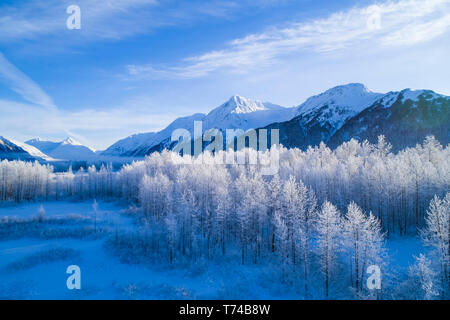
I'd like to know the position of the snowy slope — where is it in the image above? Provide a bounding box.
[103,113,205,157]
[26,137,97,161]
[264,83,383,149]
[103,95,295,157]
[0,136,53,161]
[204,95,295,130]
[297,83,382,116]
[25,138,59,155]
[100,132,157,157]
[295,83,382,132]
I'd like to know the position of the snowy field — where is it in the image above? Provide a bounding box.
[0,201,296,299]
[0,201,426,300]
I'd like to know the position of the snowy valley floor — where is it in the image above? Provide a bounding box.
[0,201,425,300]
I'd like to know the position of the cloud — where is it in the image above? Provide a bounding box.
[0,0,288,44]
[127,0,450,79]
[0,52,55,108]
[381,12,450,46]
[0,0,159,42]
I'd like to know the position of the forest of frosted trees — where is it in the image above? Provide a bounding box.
[0,135,448,299]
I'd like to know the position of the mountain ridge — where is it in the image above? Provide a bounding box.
[102,84,450,157]
[328,89,450,150]
[0,136,53,161]
[2,84,448,161]
[26,137,97,161]
[103,95,296,157]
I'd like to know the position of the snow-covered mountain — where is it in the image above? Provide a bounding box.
[262,84,449,151]
[103,95,296,157]
[296,83,382,122]
[26,137,97,161]
[204,95,292,130]
[264,83,383,149]
[10,84,447,161]
[103,113,206,157]
[105,84,449,157]
[99,132,157,157]
[0,136,53,161]
[328,89,450,150]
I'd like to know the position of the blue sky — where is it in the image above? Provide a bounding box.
[0,0,449,150]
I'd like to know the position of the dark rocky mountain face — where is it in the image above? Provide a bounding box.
[328,90,450,151]
[263,105,347,150]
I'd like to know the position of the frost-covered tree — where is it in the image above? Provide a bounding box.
[420,193,450,297]
[316,201,342,298]
[165,212,178,264]
[93,199,98,233]
[343,202,386,296]
[274,210,289,278]
[267,175,283,253]
[280,176,304,266]
[37,205,46,223]
[409,254,439,300]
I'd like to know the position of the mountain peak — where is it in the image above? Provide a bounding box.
[230,94,246,102]
[26,137,43,143]
[212,95,268,115]
[399,88,440,102]
[62,137,82,146]
[25,136,97,160]
[297,83,382,115]
[325,83,371,94]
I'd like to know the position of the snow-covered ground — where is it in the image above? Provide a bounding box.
[386,236,424,271]
[0,201,307,300]
[0,201,429,300]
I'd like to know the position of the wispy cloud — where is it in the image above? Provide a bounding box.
[127,0,450,79]
[0,53,55,108]
[0,0,159,42]
[0,0,287,44]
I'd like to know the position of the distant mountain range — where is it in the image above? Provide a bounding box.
[1,83,448,162]
[103,83,449,157]
[25,137,97,161]
[0,136,54,162]
[0,136,97,162]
